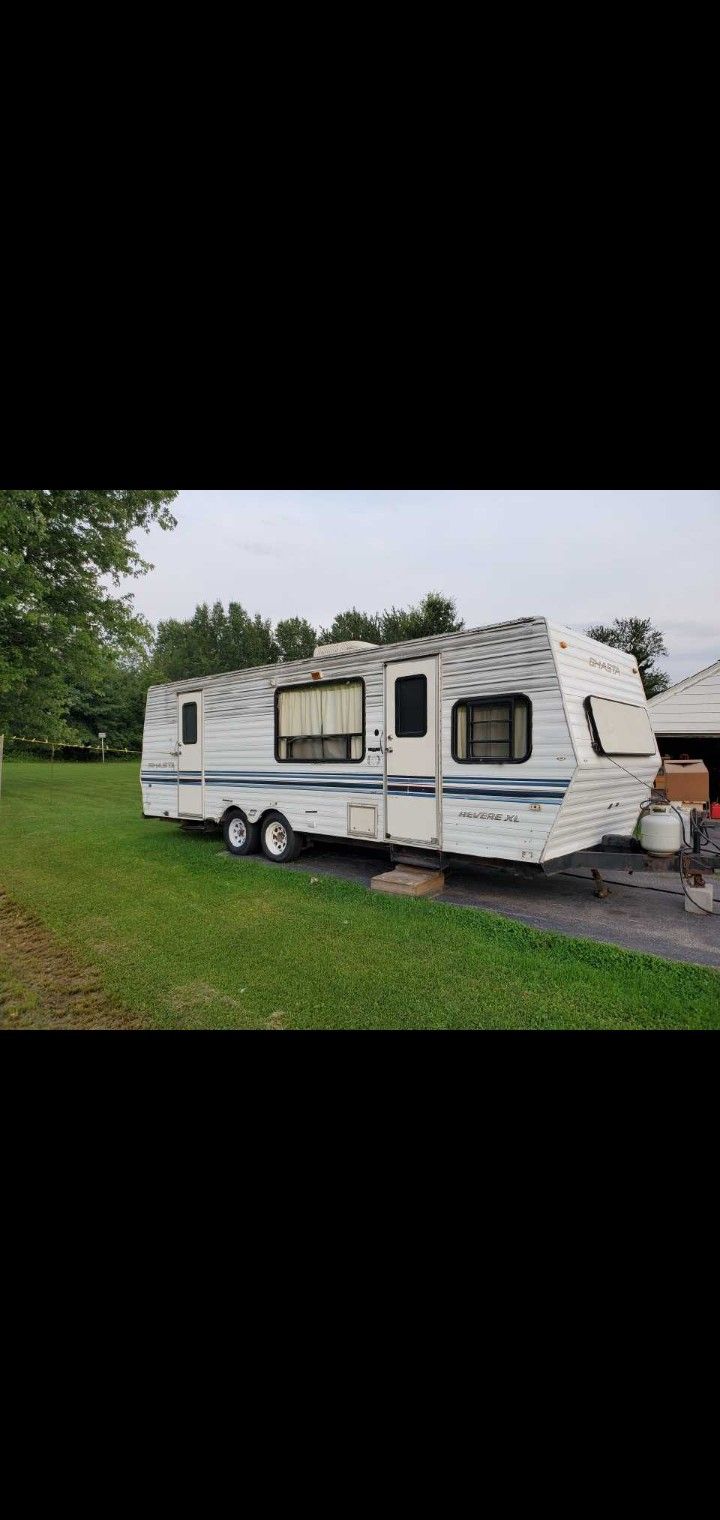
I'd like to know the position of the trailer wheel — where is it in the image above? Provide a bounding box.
[223,809,260,857]
[260,810,301,863]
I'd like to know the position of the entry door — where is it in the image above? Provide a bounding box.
[385,657,439,844]
[177,691,203,817]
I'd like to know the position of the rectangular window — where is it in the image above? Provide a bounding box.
[453,695,531,763]
[182,701,198,745]
[585,696,656,756]
[395,674,427,737]
[276,679,364,763]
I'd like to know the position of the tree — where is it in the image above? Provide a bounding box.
[318,607,384,645]
[381,591,464,643]
[0,489,177,739]
[586,616,670,697]
[318,592,464,648]
[275,617,317,662]
[66,651,153,751]
[151,600,278,683]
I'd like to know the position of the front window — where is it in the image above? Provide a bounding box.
[585,696,656,756]
[453,695,531,762]
[276,678,364,762]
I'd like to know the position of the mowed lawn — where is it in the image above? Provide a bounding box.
[1,761,719,1030]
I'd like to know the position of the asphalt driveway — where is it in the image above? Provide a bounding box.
[285,833,720,970]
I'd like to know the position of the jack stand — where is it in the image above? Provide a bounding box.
[591,868,610,899]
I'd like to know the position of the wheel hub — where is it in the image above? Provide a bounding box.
[268,823,287,855]
[228,817,246,848]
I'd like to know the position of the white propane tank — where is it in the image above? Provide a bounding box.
[640,804,683,857]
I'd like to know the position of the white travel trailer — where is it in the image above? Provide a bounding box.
[140,617,660,871]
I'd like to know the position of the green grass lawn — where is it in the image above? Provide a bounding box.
[1,760,719,1030]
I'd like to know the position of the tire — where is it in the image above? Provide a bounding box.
[260,810,301,863]
[223,809,260,857]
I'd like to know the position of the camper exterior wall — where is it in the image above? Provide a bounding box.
[541,623,659,862]
[140,616,660,866]
[440,620,570,864]
[204,659,385,840]
[140,682,180,817]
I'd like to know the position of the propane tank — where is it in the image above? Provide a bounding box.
[640,804,683,857]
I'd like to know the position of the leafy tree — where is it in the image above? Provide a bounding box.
[66,652,153,751]
[275,617,317,662]
[0,489,177,739]
[318,607,384,645]
[381,591,464,643]
[586,616,670,697]
[152,601,278,683]
[319,592,464,647]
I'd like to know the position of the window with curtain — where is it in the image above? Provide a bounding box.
[276,679,364,762]
[453,695,531,762]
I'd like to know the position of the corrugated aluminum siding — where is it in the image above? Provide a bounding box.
[541,623,660,861]
[440,620,571,863]
[140,684,179,815]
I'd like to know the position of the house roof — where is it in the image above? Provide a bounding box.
[648,658,720,707]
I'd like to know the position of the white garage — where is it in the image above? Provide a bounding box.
[648,659,720,809]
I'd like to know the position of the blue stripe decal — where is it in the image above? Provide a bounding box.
[142,770,571,808]
[445,793,563,806]
[443,790,568,802]
[203,783,436,796]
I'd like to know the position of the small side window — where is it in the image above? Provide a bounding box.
[182,702,198,744]
[453,694,531,763]
[395,674,427,737]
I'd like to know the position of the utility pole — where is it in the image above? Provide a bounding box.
[98,731,106,763]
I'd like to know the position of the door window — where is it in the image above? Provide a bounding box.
[395,674,427,737]
[182,701,198,744]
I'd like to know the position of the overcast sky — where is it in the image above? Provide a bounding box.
[121,490,720,684]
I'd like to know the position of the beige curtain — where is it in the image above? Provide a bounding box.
[278,681,363,757]
[321,681,362,736]
[483,705,510,732]
[278,684,324,737]
[456,704,468,758]
[513,702,528,756]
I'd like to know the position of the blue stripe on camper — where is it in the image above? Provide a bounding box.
[443,792,564,806]
[443,776,569,788]
[205,779,384,794]
[141,769,571,807]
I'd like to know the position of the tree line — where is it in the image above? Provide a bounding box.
[0,490,670,754]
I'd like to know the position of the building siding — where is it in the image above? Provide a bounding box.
[648,661,720,735]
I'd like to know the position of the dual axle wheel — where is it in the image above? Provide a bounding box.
[222,808,301,863]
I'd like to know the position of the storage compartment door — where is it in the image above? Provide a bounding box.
[384,658,439,845]
[177,691,203,816]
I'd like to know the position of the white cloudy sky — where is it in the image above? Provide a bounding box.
[122,490,720,684]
